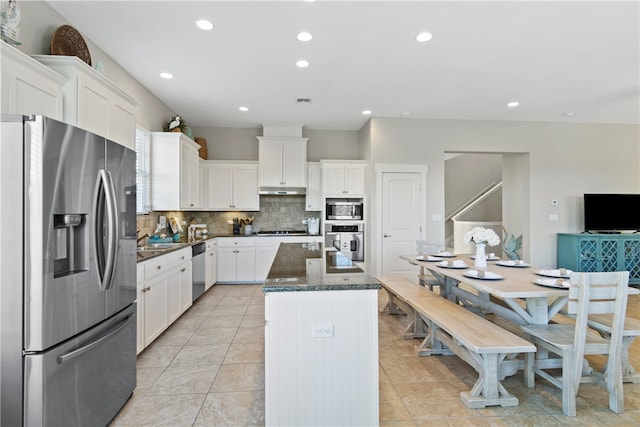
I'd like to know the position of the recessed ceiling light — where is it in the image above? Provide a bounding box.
[239,106,249,112]
[296,59,310,68]
[362,110,372,115]
[196,20,213,31]
[297,32,313,42]
[416,32,433,42]
[507,101,520,108]
[160,72,173,79]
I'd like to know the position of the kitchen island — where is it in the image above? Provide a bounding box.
[263,243,380,426]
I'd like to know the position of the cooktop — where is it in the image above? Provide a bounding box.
[256,230,307,236]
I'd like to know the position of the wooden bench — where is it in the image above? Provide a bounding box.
[409,297,536,408]
[377,275,537,408]
[377,275,440,339]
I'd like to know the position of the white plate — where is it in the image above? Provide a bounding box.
[533,278,571,289]
[432,251,455,258]
[496,260,530,268]
[464,270,503,280]
[470,255,501,261]
[535,269,572,278]
[437,261,468,269]
[416,255,444,262]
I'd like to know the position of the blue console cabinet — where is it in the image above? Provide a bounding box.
[557,233,640,285]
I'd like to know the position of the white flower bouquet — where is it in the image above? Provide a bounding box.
[463,226,500,247]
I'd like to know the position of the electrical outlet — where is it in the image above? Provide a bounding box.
[227,220,233,224]
[312,324,333,338]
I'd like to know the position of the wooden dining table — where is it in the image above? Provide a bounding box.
[400,253,639,376]
[400,254,570,326]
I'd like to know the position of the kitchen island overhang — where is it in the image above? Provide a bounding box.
[263,242,380,426]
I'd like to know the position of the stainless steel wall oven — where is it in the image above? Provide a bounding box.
[324,223,364,261]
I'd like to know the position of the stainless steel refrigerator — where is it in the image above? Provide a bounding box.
[1,115,137,426]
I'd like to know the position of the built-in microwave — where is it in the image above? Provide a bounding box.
[325,198,363,221]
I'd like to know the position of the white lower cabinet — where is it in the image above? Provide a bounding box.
[217,237,257,282]
[136,247,192,354]
[220,236,324,283]
[205,240,218,290]
[255,245,279,281]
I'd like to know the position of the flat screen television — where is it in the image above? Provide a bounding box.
[584,194,640,233]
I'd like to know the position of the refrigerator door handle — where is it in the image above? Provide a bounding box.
[56,312,134,365]
[102,170,119,290]
[93,170,119,291]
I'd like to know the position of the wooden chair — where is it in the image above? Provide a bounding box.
[416,240,442,291]
[521,271,629,416]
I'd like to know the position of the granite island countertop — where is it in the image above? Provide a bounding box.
[263,243,381,292]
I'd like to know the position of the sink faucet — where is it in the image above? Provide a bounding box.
[137,230,149,244]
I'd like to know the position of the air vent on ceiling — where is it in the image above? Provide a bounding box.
[296,98,312,104]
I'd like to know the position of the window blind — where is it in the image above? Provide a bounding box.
[135,127,151,214]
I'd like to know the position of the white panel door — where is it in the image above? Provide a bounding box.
[381,173,422,277]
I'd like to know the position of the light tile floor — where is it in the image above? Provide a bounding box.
[111,285,640,426]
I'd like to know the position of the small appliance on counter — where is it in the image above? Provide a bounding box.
[307,217,320,235]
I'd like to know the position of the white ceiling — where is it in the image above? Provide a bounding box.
[47,0,639,130]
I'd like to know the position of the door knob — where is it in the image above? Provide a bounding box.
[384,234,391,238]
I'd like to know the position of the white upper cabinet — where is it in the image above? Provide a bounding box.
[321,161,367,196]
[150,132,201,211]
[32,54,140,149]
[1,41,66,120]
[306,162,322,211]
[205,161,259,211]
[257,137,308,188]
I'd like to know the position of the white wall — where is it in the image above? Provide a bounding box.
[190,126,361,161]
[18,1,173,131]
[367,117,639,266]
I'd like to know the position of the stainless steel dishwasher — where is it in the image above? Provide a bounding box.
[192,242,206,301]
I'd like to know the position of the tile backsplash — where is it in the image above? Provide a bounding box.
[137,195,321,239]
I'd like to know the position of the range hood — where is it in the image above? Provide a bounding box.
[259,186,306,195]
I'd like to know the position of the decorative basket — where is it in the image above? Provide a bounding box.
[50,25,91,66]
[195,138,208,160]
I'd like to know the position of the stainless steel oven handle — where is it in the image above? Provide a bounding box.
[56,313,134,364]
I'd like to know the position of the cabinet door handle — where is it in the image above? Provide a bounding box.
[384,234,392,238]
[181,268,186,272]
[181,256,185,260]
[156,265,161,270]
[145,286,151,291]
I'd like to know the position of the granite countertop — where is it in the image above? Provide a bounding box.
[136,233,321,262]
[263,243,381,292]
[136,237,215,262]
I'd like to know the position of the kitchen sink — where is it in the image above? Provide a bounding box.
[137,243,183,251]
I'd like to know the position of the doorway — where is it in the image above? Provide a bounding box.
[374,164,428,277]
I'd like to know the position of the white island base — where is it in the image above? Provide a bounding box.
[264,289,379,426]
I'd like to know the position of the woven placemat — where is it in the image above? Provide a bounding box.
[51,25,91,66]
